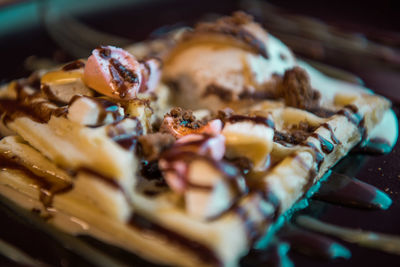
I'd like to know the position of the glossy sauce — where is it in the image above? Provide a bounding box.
[128,213,220,266]
[313,172,392,210]
[311,133,334,154]
[106,117,143,151]
[226,114,275,128]
[279,225,351,259]
[0,154,72,207]
[352,137,392,155]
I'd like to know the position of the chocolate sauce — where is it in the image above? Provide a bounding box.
[0,98,57,124]
[336,109,359,125]
[162,143,245,197]
[0,154,73,207]
[313,172,392,210]
[321,123,340,145]
[41,84,67,106]
[259,189,281,220]
[307,107,337,118]
[226,114,275,128]
[18,72,41,91]
[107,118,143,151]
[336,105,366,142]
[109,58,139,99]
[128,213,220,266]
[76,167,121,190]
[97,46,111,59]
[240,243,293,267]
[227,156,253,175]
[233,203,262,242]
[311,133,334,154]
[203,84,234,101]
[238,89,276,100]
[352,138,392,155]
[304,141,324,169]
[62,60,85,71]
[113,135,139,151]
[140,160,164,182]
[279,226,351,259]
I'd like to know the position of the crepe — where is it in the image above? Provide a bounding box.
[0,11,394,267]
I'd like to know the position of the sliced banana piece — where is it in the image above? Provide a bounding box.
[222,121,274,170]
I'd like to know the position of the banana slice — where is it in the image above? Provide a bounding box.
[222,120,274,170]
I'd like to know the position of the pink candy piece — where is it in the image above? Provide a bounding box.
[83,46,161,99]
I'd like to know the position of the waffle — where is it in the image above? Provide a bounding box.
[0,11,394,267]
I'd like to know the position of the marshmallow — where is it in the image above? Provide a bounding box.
[83,46,161,100]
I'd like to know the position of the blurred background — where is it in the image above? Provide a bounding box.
[0,0,399,87]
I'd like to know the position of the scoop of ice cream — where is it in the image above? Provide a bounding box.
[163,11,296,110]
[83,46,161,100]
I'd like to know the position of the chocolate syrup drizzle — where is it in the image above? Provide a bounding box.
[226,114,275,128]
[279,225,351,259]
[62,60,85,71]
[0,83,67,124]
[0,154,73,208]
[0,74,396,266]
[96,46,139,99]
[313,171,392,210]
[106,117,143,151]
[128,213,220,266]
[310,133,334,154]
